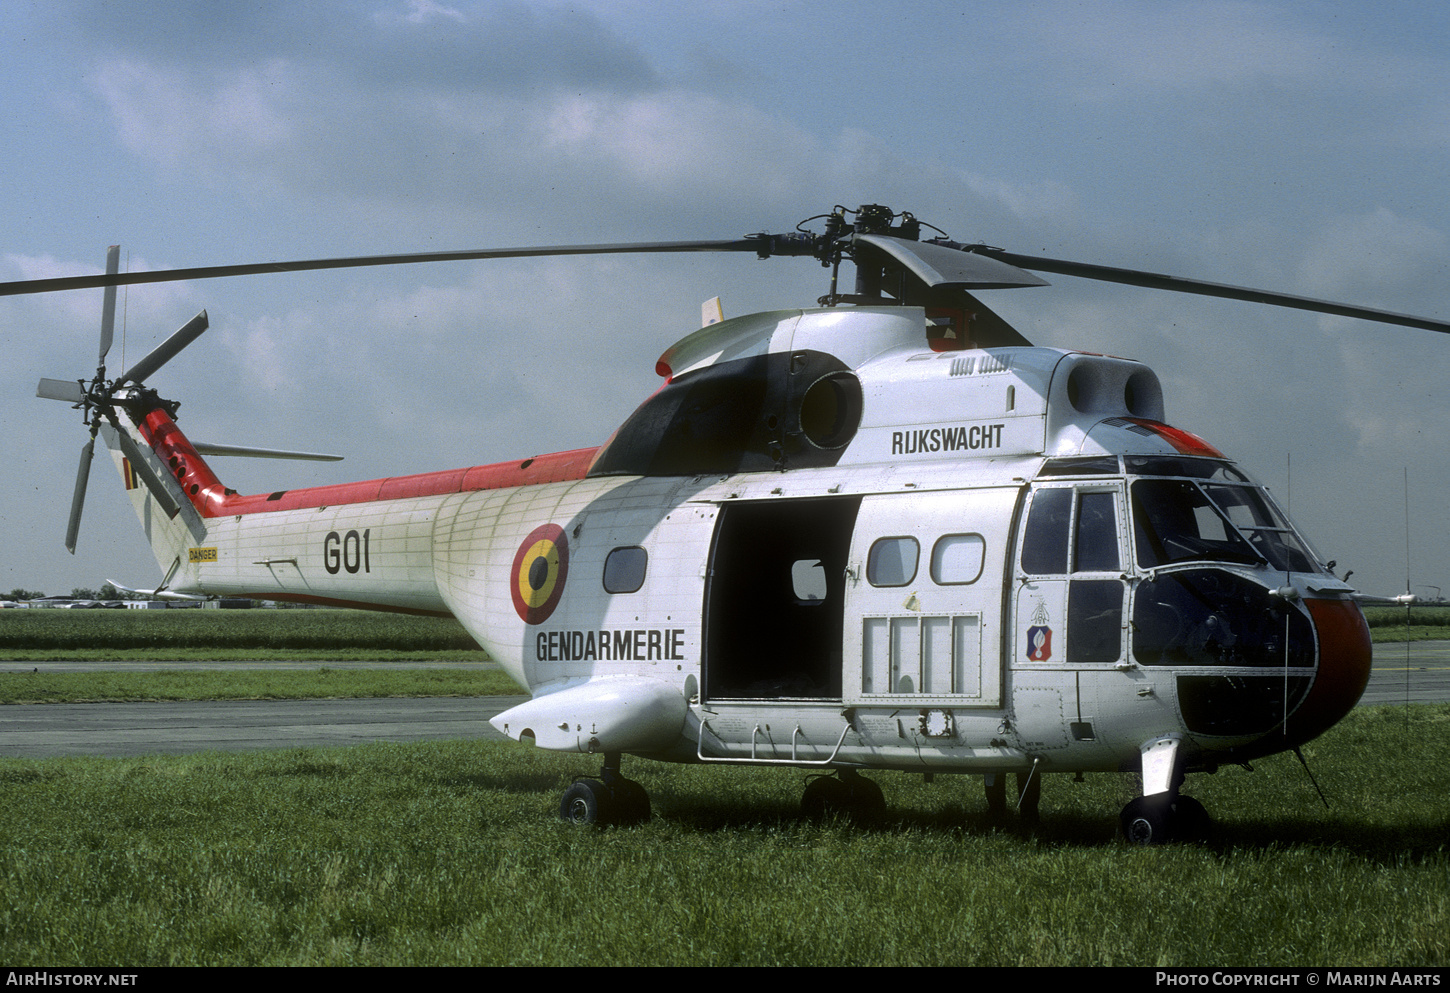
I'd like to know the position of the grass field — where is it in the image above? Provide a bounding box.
[0,666,522,704]
[0,704,1446,966]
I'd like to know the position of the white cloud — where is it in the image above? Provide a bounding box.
[390,0,468,26]
[1029,0,1412,96]
[93,59,297,175]
[1295,208,1448,303]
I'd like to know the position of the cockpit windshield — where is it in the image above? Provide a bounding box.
[1200,483,1315,573]
[1131,476,1317,573]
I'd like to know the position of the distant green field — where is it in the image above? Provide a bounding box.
[0,608,488,660]
[1360,605,1450,642]
[0,610,503,699]
[0,666,521,704]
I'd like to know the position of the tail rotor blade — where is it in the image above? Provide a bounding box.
[65,438,95,554]
[117,310,208,386]
[104,424,181,519]
[37,378,87,404]
[98,246,120,371]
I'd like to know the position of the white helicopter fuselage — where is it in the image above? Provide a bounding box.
[105,306,1372,791]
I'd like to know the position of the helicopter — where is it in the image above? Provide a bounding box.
[12,203,1450,843]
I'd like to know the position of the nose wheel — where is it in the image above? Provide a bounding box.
[1119,793,1210,844]
[558,753,651,827]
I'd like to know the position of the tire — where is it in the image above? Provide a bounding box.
[1170,794,1211,841]
[1120,795,1171,844]
[609,778,651,826]
[559,779,610,825]
[842,772,885,823]
[801,775,851,821]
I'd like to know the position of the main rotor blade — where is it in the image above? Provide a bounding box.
[117,311,209,385]
[98,245,119,369]
[971,247,1450,335]
[856,234,1049,289]
[65,438,95,554]
[0,239,773,297]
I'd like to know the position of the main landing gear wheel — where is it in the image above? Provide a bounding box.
[1119,794,1212,844]
[558,753,651,827]
[801,769,886,823]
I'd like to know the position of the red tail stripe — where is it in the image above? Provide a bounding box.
[136,408,598,518]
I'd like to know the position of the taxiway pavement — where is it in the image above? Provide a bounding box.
[1,642,1446,759]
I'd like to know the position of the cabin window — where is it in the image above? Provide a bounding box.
[931,534,985,585]
[868,537,919,587]
[603,546,648,594]
[1067,580,1123,663]
[791,558,828,602]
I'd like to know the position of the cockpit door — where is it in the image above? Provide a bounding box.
[1013,482,1130,669]
[842,487,1019,708]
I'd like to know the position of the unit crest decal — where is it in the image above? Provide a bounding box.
[1027,599,1053,662]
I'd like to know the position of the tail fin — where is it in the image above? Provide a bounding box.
[98,411,210,587]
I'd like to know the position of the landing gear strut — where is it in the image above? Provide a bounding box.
[558,752,651,827]
[1119,735,1212,844]
[984,765,1041,824]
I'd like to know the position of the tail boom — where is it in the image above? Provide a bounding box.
[109,403,599,613]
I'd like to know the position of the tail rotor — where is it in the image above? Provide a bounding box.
[35,246,209,553]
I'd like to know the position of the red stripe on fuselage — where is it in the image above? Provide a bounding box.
[1122,418,1224,457]
[136,408,599,518]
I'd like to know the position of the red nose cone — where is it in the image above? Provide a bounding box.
[1292,598,1373,743]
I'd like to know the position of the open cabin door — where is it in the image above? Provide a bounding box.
[842,488,1018,708]
[703,496,863,701]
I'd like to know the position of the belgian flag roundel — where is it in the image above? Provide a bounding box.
[510,523,569,624]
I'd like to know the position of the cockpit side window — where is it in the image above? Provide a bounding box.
[1074,491,1120,573]
[1020,484,1126,664]
[1021,488,1072,575]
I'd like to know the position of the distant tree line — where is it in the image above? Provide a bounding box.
[7,585,146,602]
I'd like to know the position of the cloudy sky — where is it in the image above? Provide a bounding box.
[4,0,1448,599]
